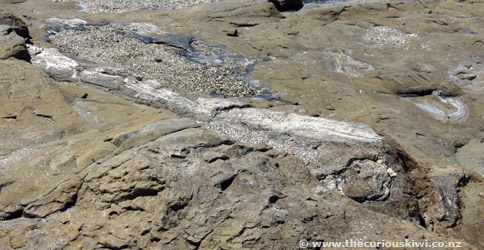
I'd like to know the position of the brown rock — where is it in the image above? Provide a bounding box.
[456,139,484,176]
[0,0,484,249]
[0,25,28,60]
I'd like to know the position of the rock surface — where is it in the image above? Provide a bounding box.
[0,11,29,60]
[0,0,484,249]
[0,25,26,60]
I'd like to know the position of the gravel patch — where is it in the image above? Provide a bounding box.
[48,22,262,97]
[53,0,216,13]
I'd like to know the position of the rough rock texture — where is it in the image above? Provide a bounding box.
[28,45,423,224]
[0,127,473,249]
[18,40,484,248]
[149,0,484,172]
[0,24,26,60]
[0,59,90,156]
[0,58,179,220]
[1,0,484,249]
[0,53,473,247]
[0,11,30,60]
[456,139,484,176]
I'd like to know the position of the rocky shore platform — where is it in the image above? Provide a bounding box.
[1,0,484,249]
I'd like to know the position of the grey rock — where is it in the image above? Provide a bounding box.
[156,128,233,149]
[112,117,199,153]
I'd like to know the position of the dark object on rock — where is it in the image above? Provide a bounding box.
[268,0,303,11]
[226,29,238,37]
[0,11,31,62]
[0,10,31,42]
[157,34,196,53]
[0,25,31,61]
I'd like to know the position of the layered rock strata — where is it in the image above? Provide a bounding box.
[1,0,484,249]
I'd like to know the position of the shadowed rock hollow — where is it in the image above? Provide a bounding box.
[269,0,303,11]
[1,0,484,249]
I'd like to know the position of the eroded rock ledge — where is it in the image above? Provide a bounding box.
[1,1,484,249]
